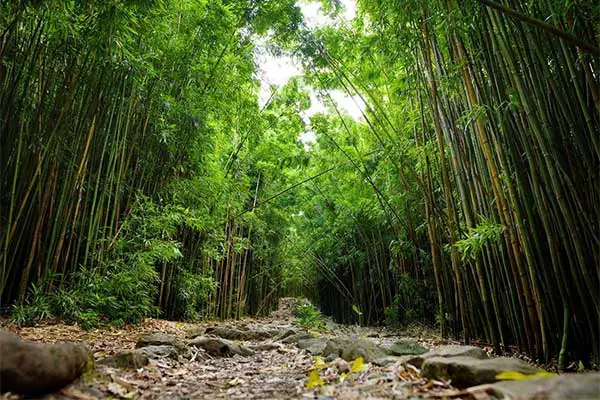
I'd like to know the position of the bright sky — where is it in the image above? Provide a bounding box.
[255,0,364,146]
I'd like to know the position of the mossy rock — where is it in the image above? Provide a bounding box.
[0,329,92,396]
[388,340,427,356]
[188,336,254,357]
[322,337,389,362]
[422,356,542,388]
[469,372,600,399]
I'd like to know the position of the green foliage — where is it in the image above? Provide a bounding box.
[294,303,326,331]
[9,284,52,327]
[171,272,217,320]
[384,274,436,326]
[454,217,505,261]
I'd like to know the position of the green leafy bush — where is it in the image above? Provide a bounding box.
[171,271,217,320]
[9,284,52,326]
[294,302,326,330]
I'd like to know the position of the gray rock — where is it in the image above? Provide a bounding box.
[373,355,415,367]
[422,356,542,388]
[281,332,314,344]
[297,338,328,355]
[406,345,489,368]
[99,350,149,369]
[274,328,301,341]
[0,329,93,396]
[188,336,254,357]
[322,337,389,362]
[467,372,600,400]
[185,327,205,339]
[388,340,427,356]
[247,343,282,352]
[136,333,187,353]
[204,326,280,341]
[137,345,179,360]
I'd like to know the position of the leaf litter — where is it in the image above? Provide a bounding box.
[1,311,479,399]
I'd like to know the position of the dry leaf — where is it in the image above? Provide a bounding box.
[350,357,369,373]
[306,370,325,389]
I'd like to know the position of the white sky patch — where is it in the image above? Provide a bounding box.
[254,1,362,147]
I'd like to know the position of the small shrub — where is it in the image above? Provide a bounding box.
[294,302,325,330]
[9,283,52,326]
[384,305,400,327]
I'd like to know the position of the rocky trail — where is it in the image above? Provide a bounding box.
[1,299,598,399]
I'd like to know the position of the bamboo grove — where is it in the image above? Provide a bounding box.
[0,0,306,323]
[1,0,599,369]
[287,0,599,367]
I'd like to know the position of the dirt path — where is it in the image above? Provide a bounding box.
[3,300,460,399]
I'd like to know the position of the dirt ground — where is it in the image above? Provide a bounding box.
[1,302,477,399]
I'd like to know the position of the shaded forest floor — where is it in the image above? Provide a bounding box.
[6,299,597,399]
[2,300,473,399]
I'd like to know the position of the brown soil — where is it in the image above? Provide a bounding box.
[1,302,476,399]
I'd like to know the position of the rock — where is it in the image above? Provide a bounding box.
[247,343,282,352]
[98,350,149,369]
[405,345,489,368]
[137,345,179,360]
[373,355,415,367]
[323,337,389,362]
[467,372,600,400]
[388,340,427,356]
[188,337,254,357]
[274,328,301,341]
[204,326,280,341]
[297,338,328,355]
[185,327,205,339]
[0,329,93,396]
[281,332,314,344]
[136,333,187,353]
[421,356,542,388]
[331,358,350,373]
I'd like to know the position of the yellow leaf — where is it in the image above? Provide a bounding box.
[306,370,324,389]
[577,361,585,373]
[351,357,369,373]
[313,356,327,369]
[496,370,557,381]
[339,372,348,382]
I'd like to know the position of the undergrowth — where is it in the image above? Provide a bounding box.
[294,302,326,331]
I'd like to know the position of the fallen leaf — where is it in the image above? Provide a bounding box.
[495,370,557,381]
[108,382,129,398]
[350,357,369,373]
[306,370,324,389]
[311,356,327,370]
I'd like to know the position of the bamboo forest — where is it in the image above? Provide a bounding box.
[0,1,599,398]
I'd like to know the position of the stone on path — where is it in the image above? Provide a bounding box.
[405,344,489,368]
[373,355,415,367]
[467,372,600,400]
[204,326,281,341]
[99,350,150,369]
[273,328,299,341]
[188,336,254,357]
[0,329,93,396]
[422,356,542,388]
[136,332,187,353]
[388,339,428,356]
[323,337,389,362]
[137,345,180,360]
[297,338,328,355]
[281,332,314,344]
